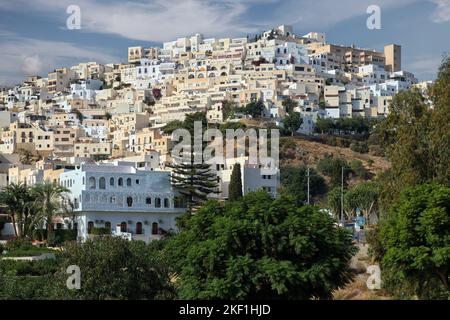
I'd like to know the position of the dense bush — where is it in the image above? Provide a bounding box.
[350,141,369,154]
[350,160,371,180]
[317,156,351,187]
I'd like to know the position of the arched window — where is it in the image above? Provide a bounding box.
[209,73,215,77]
[188,74,195,79]
[120,221,127,233]
[136,222,143,235]
[118,177,123,186]
[126,178,132,186]
[220,72,227,77]
[146,197,152,205]
[155,197,161,208]
[88,177,96,189]
[99,177,106,189]
[110,177,114,186]
[105,221,111,231]
[198,73,204,78]
[164,198,170,208]
[127,196,133,207]
[87,221,94,234]
[152,222,158,235]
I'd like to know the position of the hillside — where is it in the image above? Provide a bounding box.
[280,136,390,176]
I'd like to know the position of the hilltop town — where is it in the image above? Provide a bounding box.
[0,24,433,241]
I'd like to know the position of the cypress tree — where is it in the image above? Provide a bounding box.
[228,163,243,201]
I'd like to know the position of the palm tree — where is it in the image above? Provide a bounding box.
[31,182,69,243]
[0,183,32,238]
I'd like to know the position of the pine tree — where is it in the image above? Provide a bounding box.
[228,163,243,201]
[168,158,218,214]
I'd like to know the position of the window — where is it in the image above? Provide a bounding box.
[164,198,170,208]
[87,221,94,234]
[118,178,123,186]
[105,221,111,231]
[155,198,161,208]
[110,177,114,186]
[152,222,158,235]
[110,196,116,203]
[174,197,185,208]
[127,196,133,207]
[88,177,96,189]
[136,222,143,235]
[146,197,152,205]
[120,222,127,233]
[135,179,140,185]
[126,178,132,186]
[99,177,106,189]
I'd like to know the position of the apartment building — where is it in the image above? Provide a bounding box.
[74,138,112,158]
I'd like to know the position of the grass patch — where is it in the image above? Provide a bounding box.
[1,247,55,258]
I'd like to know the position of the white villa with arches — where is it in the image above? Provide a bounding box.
[59,162,186,243]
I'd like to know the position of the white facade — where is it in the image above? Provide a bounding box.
[69,79,103,101]
[212,157,279,199]
[60,163,185,242]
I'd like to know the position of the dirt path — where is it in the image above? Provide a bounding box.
[333,244,392,300]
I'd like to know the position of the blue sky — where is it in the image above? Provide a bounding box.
[0,0,449,85]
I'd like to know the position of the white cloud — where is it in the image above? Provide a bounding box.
[21,55,44,75]
[430,0,450,23]
[0,36,119,86]
[0,0,264,42]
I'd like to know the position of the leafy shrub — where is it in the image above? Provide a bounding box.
[350,141,369,154]
[89,227,111,235]
[350,160,371,180]
[5,239,33,251]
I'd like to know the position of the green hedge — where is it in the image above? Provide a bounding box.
[89,227,111,235]
[32,229,77,245]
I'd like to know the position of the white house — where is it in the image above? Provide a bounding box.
[69,79,103,101]
[211,157,280,199]
[60,163,186,243]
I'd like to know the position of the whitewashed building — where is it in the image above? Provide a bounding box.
[60,163,186,242]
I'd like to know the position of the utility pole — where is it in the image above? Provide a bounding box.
[307,167,310,205]
[340,166,344,225]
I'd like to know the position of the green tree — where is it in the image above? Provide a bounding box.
[350,160,370,180]
[327,187,347,220]
[0,183,38,238]
[243,99,264,118]
[378,184,450,298]
[280,166,327,206]
[168,161,218,214]
[317,156,351,188]
[282,97,298,113]
[315,117,334,134]
[221,100,237,120]
[282,112,302,136]
[60,237,174,299]
[167,191,356,299]
[228,163,243,201]
[31,182,69,243]
[163,120,184,135]
[344,182,379,222]
[183,112,207,133]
